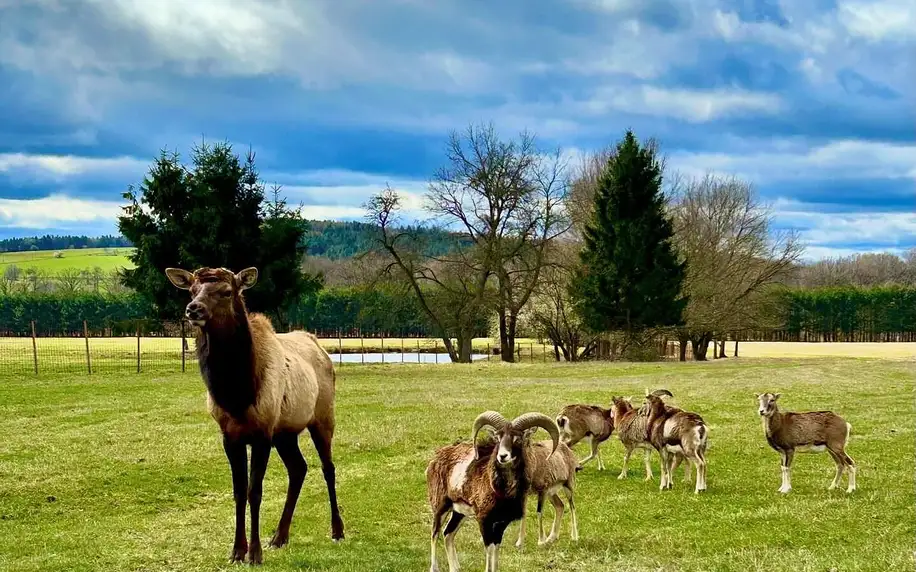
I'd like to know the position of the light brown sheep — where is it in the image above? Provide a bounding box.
[556,404,614,470]
[516,435,579,548]
[165,266,343,565]
[756,392,856,494]
[644,391,708,493]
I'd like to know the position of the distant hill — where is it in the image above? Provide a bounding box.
[305,220,469,259]
[0,220,467,264]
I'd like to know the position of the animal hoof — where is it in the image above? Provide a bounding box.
[617,473,626,480]
[846,487,856,494]
[247,545,263,565]
[268,532,289,549]
[229,543,248,563]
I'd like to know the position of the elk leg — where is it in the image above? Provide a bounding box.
[246,437,272,565]
[223,435,249,563]
[309,422,345,540]
[269,432,308,548]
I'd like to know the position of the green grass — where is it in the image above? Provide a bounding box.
[0,248,135,273]
[0,358,913,571]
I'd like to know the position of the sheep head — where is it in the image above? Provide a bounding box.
[472,411,560,466]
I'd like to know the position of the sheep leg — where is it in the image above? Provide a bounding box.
[827,449,845,491]
[778,449,794,493]
[542,494,564,545]
[617,447,633,479]
[594,440,605,471]
[308,423,345,540]
[536,492,546,545]
[443,512,464,572]
[269,432,307,549]
[643,448,654,481]
[658,449,671,490]
[844,452,857,493]
[246,437,272,565]
[482,518,508,572]
[578,435,597,467]
[563,486,578,541]
[514,493,530,549]
[429,505,449,572]
[692,449,707,493]
[222,435,249,563]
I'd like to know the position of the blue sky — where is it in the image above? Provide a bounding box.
[0,0,913,261]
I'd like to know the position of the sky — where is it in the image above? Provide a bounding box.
[0,0,914,261]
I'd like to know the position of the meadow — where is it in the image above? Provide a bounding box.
[0,356,912,572]
[0,248,135,273]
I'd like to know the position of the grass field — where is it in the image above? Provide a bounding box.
[0,248,135,273]
[0,357,912,571]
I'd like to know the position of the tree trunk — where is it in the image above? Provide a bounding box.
[734,339,739,357]
[498,311,517,363]
[553,343,561,362]
[718,340,727,359]
[690,333,712,361]
[440,336,460,363]
[678,333,689,362]
[456,334,473,363]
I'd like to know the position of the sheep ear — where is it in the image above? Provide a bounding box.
[754,393,761,399]
[165,268,194,290]
[773,393,781,401]
[236,267,259,291]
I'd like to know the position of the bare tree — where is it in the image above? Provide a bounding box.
[427,123,570,362]
[364,187,488,363]
[56,268,85,294]
[670,173,804,360]
[522,241,598,361]
[793,252,913,288]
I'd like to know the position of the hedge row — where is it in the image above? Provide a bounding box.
[779,286,916,341]
[0,287,490,338]
[3,286,913,340]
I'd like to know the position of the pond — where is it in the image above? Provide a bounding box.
[330,352,491,364]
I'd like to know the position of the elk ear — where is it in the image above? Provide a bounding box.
[165,268,194,290]
[236,267,259,291]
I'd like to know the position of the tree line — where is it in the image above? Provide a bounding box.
[3,133,913,361]
[0,235,131,252]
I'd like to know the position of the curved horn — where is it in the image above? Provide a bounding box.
[472,411,508,459]
[650,389,673,398]
[511,412,560,458]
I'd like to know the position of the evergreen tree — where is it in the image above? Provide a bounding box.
[117,141,319,324]
[569,130,687,339]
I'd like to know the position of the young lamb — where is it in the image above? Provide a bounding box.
[556,404,614,470]
[515,433,579,548]
[426,411,560,572]
[756,392,856,494]
[644,390,708,493]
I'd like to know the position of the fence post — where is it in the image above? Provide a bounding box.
[180,320,186,373]
[417,338,421,363]
[435,340,438,364]
[543,342,546,363]
[381,335,384,364]
[30,320,38,375]
[401,336,404,363]
[83,320,91,374]
[338,329,343,365]
[136,324,141,373]
[360,337,365,364]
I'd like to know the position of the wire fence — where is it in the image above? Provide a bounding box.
[0,320,564,375]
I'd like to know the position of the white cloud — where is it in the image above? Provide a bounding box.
[0,194,123,229]
[0,153,148,181]
[668,139,916,183]
[837,0,916,42]
[584,85,782,122]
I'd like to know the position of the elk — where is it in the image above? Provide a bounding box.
[556,404,614,471]
[165,266,343,565]
[644,389,708,493]
[756,392,856,494]
[426,411,560,572]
